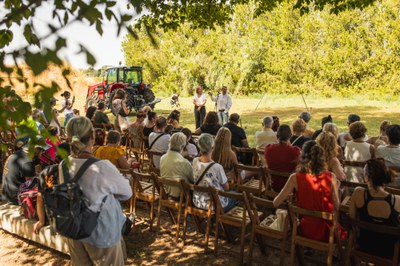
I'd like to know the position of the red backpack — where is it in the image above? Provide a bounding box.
[17,178,38,220]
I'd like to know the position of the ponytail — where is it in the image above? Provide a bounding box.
[66,117,93,156]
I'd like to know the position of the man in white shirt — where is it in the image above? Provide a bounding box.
[255,116,278,150]
[209,86,232,125]
[149,116,170,169]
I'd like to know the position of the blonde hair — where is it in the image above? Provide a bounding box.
[316,131,338,163]
[323,122,339,139]
[66,117,93,156]
[212,127,233,169]
[292,118,307,134]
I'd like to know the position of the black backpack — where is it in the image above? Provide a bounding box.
[42,157,106,240]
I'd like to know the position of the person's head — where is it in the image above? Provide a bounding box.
[214,127,232,149]
[66,117,94,156]
[50,97,58,106]
[155,116,167,131]
[221,86,227,95]
[142,105,152,114]
[167,110,180,123]
[364,158,392,190]
[196,86,203,95]
[204,111,219,126]
[165,124,174,134]
[272,116,280,132]
[349,121,367,140]
[386,124,400,145]
[321,115,333,127]
[323,122,339,139]
[347,114,361,126]
[94,128,105,146]
[212,127,233,169]
[73,109,80,116]
[292,118,307,134]
[181,128,192,143]
[136,110,146,121]
[276,125,292,142]
[106,130,121,145]
[32,109,41,120]
[299,140,325,177]
[262,116,273,129]
[86,106,97,120]
[229,113,240,124]
[169,132,187,152]
[115,89,125,100]
[56,142,71,161]
[198,133,214,155]
[98,102,106,111]
[379,120,391,135]
[47,126,58,136]
[147,111,157,122]
[61,91,71,99]
[316,131,338,162]
[14,138,28,151]
[299,111,311,123]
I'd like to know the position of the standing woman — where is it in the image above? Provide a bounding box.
[112,89,131,132]
[60,91,75,126]
[49,97,64,136]
[193,86,207,129]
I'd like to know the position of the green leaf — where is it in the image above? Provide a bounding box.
[0,29,13,48]
[86,50,96,65]
[106,1,116,7]
[105,9,113,20]
[25,51,48,75]
[96,21,103,35]
[63,11,69,25]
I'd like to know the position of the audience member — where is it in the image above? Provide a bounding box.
[299,111,315,138]
[73,109,80,118]
[376,124,400,168]
[94,130,131,169]
[212,127,238,181]
[181,128,198,159]
[224,113,250,164]
[271,116,280,132]
[32,109,45,131]
[40,126,60,163]
[142,105,152,127]
[167,110,182,132]
[349,159,400,259]
[255,116,277,150]
[338,114,364,149]
[323,122,339,139]
[194,111,221,136]
[93,102,113,129]
[274,140,340,242]
[128,111,146,148]
[311,115,332,140]
[367,120,391,148]
[112,89,130,132]
[92,128,105,153]
[193,133,234,212]
[344,121,375,182]
[143,111,156,149]
[160,132,193,201]
[290,118,311,149]
[149,116,170,169]
[316,131,345,181]
[34,116,131,265]
[265,125,301,192]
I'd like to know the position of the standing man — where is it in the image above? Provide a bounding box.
[209,86,232,125]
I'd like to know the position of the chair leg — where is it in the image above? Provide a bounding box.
[290,239,296,266]
[247,229,256,266]
[214,219,220,256]
[182,210,188,244]
[175,206,182,242]
[344,232,353,266]
[156,199,162,233]
[279,236,287,266]
[204,216,211,252]
[239,224,246,265]
[149,200,154,230]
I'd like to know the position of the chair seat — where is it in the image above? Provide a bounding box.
[224,206,261,225]
[259,214,277,228]
[142,186,159,197]
[242,179,265,191]
[140,181,152,190]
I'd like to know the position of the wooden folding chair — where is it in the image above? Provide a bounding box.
[232,146,259,166]
[131,171,159,229]
[147,150,166,175]
[288,204,338,266]
[234,163,267,197]
[247,194,290,266]
[155,175,185,242]
[256,149,266,167]
[264,168,291,199]
[181,181,214,252]
[345,217,400,266]
[212,189,253,265]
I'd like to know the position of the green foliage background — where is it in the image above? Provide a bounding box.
[122,0,400,97]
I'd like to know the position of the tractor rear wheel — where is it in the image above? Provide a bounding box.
[86,94,101,109]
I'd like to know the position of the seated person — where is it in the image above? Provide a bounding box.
[376,124,400,168]
[290,118,311,149]
[127,111,146,148]
[93,102,113,130]
[224,113,251,164]
[167,110,183,133]
[193,133,235,212]
[367,120,391,148]
[312,115,333,140]
[316,132,345,181]
[85,106,97,123]
[194,111,221,136]
[299,111,315,138]
[338,114,367,149]
[181,128,199,159]
[2,139,36,204]
[149,116,170,169]
[349,158,400,259]
[274,141,340,242]
[92,128,105,154]
[344,121,375,182]
[160,132,193,201]
[255,116,278,150]
[212,127,238,181]
[272,116,280,132]
[94,130,130,169]
[265,125,301,192]
[142,111,156,149]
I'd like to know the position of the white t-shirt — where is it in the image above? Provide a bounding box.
[192,158,228,210]
[376,145,400,168]
[193,93,206,106]
[344,140,372,182]
[62,99,73,116]
[149,132,170,169]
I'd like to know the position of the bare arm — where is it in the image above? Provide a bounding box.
[194,127,202,135]
[273,173,297,207]
[222,182,229,191]
[369,144,375,158]
[33,193,45,234]
[330,157,346,181]
[349,187,365,219]
[241,139,249,148]
[117,155,131,169]
[331,173,340,211]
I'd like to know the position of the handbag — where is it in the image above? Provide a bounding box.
[268,209,288,232]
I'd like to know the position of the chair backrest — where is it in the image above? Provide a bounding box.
[155,175,185,201]
[181,181,214,210]
[148,150,166,170]
[247,193,288,226]
[232,146,258,166]
[264,168,291,197]
[133,171,155,190]
[256,149,266,166]
[341,180,367,189]
[233,162,268,189]
[343,160,367,168]
[385,186,400,195]
[212,189,246,215]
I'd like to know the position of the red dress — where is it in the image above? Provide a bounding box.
[296,171,334,242]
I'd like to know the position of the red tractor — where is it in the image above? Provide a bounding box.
[85,66,160,114]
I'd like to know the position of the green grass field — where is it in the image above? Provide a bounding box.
[60,93,400,147]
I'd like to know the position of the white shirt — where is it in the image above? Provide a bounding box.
[62,99,73,116]
[149,132,170,169]
[376,145,400,168]
[344,141,372,182]
[193,93,206,106]
[211,93,232,112]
